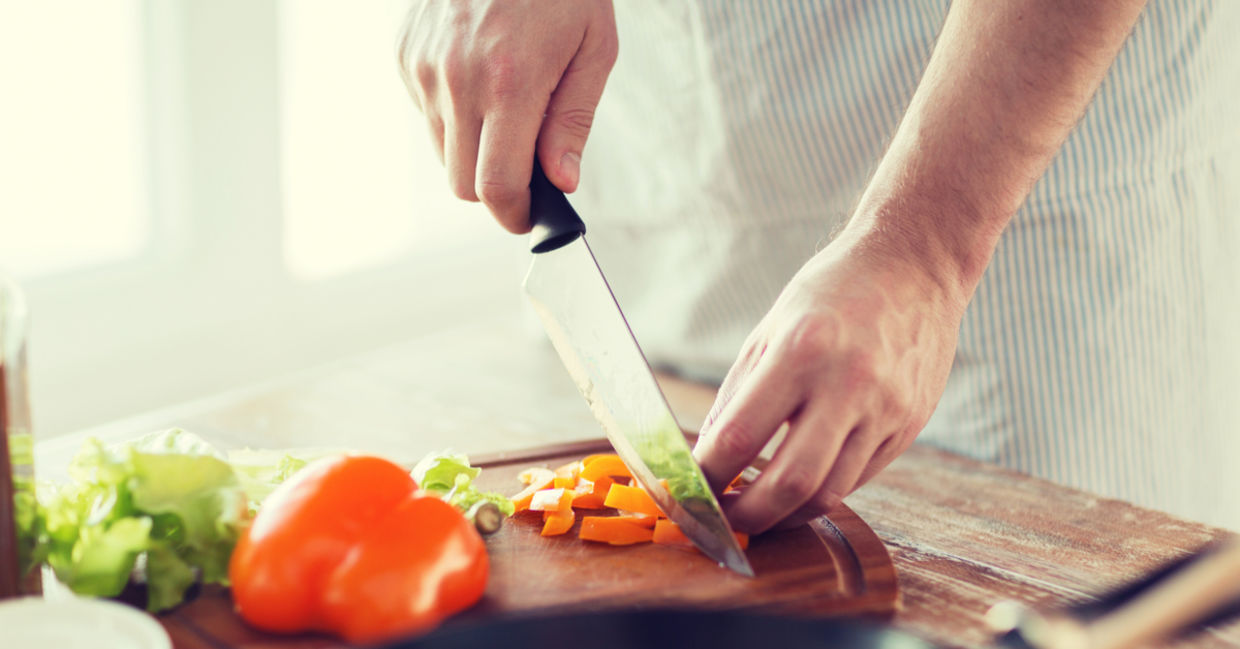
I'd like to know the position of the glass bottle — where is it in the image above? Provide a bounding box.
[1,274,40,597]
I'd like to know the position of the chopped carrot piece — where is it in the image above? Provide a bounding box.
[651,519,749,550]
[529,488,574,512]
[603,482,663,517]
[510,469,556,512]
[571,476,611,509]
[518,467,554,486]
[552,461,581,489]
[579,455,632,482]
[541,508,575,536]
[615,513,658,528]
[580,453,615,468]
[652,519,694,547]
[579,516,654,545]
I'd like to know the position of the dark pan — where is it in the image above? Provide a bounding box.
[386,608,933,649]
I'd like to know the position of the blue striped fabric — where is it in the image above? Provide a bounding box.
[572,1,1240,530]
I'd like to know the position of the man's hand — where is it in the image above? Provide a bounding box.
[694,0,1148,533]
[398,0,618,232]
[693,229,965,534]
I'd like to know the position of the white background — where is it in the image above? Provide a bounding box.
[0,0,523,436]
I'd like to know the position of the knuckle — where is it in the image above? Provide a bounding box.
[840,351,878,388]
[448,176,478,202]
[479,51,522,100]
[414,58,439,91]
[768,466,818,503]
[783,316,837,361]
[597,33,620,68]
[440,55,470,93]
[550,106,596,138]
[475,179,523,208]
[710,419,761,459]
[812,487,843,512]
[884,387,914,420]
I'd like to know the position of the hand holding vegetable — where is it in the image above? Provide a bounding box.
[693,234,964,535]
[229,454,489,645]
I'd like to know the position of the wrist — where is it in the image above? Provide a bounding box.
[837,187,1007,311]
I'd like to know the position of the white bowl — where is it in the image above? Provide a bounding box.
[0,596,171,649]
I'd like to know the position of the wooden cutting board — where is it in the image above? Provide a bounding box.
[158,439,899,649]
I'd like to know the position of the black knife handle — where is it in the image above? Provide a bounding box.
[528,160,586,254]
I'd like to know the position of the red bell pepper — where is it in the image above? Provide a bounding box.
[228,455,488,644]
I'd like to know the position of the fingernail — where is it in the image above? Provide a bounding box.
[559,152,581,190]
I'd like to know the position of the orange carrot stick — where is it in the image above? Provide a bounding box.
[510,469,556,512]
[652,519,694,547]
[552,461,582,489]
[578,516,654,545]
[529,487,574,512]
[541,508,575,536]
[571,476,611,509]
[579,455,632,482]
[651,519,749,550]
[614,513,658,529]
[602,482,663,517]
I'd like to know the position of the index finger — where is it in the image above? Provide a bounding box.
[693,362,804,493]
[475,103,544,234]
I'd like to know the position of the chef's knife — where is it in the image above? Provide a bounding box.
[522,163,753,577]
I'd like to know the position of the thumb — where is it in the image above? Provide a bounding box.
[537,30,618,193]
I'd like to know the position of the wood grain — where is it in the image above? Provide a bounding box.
[851,445,1240,649]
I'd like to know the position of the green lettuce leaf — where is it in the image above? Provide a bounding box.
[39,428,249,611]
[411,451,514,517]
[227,447,345,511]
[411,451,481,492]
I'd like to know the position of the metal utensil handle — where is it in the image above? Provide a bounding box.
[993,540,1240,649]
[1083,540,1240,649]
[528,161,585,254]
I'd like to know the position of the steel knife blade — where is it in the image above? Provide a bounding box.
[522,163,752,577]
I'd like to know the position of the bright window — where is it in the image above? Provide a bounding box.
[0,0,150,278]
[278,0,493,280]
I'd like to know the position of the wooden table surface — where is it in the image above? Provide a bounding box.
[33,315,1240,649]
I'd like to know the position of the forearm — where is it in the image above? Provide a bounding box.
[843,0,1147,302]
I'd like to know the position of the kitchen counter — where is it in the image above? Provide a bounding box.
[33,315,1240,648]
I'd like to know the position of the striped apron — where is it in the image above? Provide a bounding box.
[568,0,1240,530]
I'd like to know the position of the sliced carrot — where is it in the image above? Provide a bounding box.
[651,519,749,550]
[541,508,575,536]
[579,516,654,545]
[529,487,574,512]
[571,476,611,509]
[579,453,616,469]
[552,461,582,489]
[579,454,632,482]
[510,468,556,512]
[652,519,694,547]
[615,513,658,528]
[603,482,663,517]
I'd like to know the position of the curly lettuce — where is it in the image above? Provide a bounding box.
[38,428,249,611]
